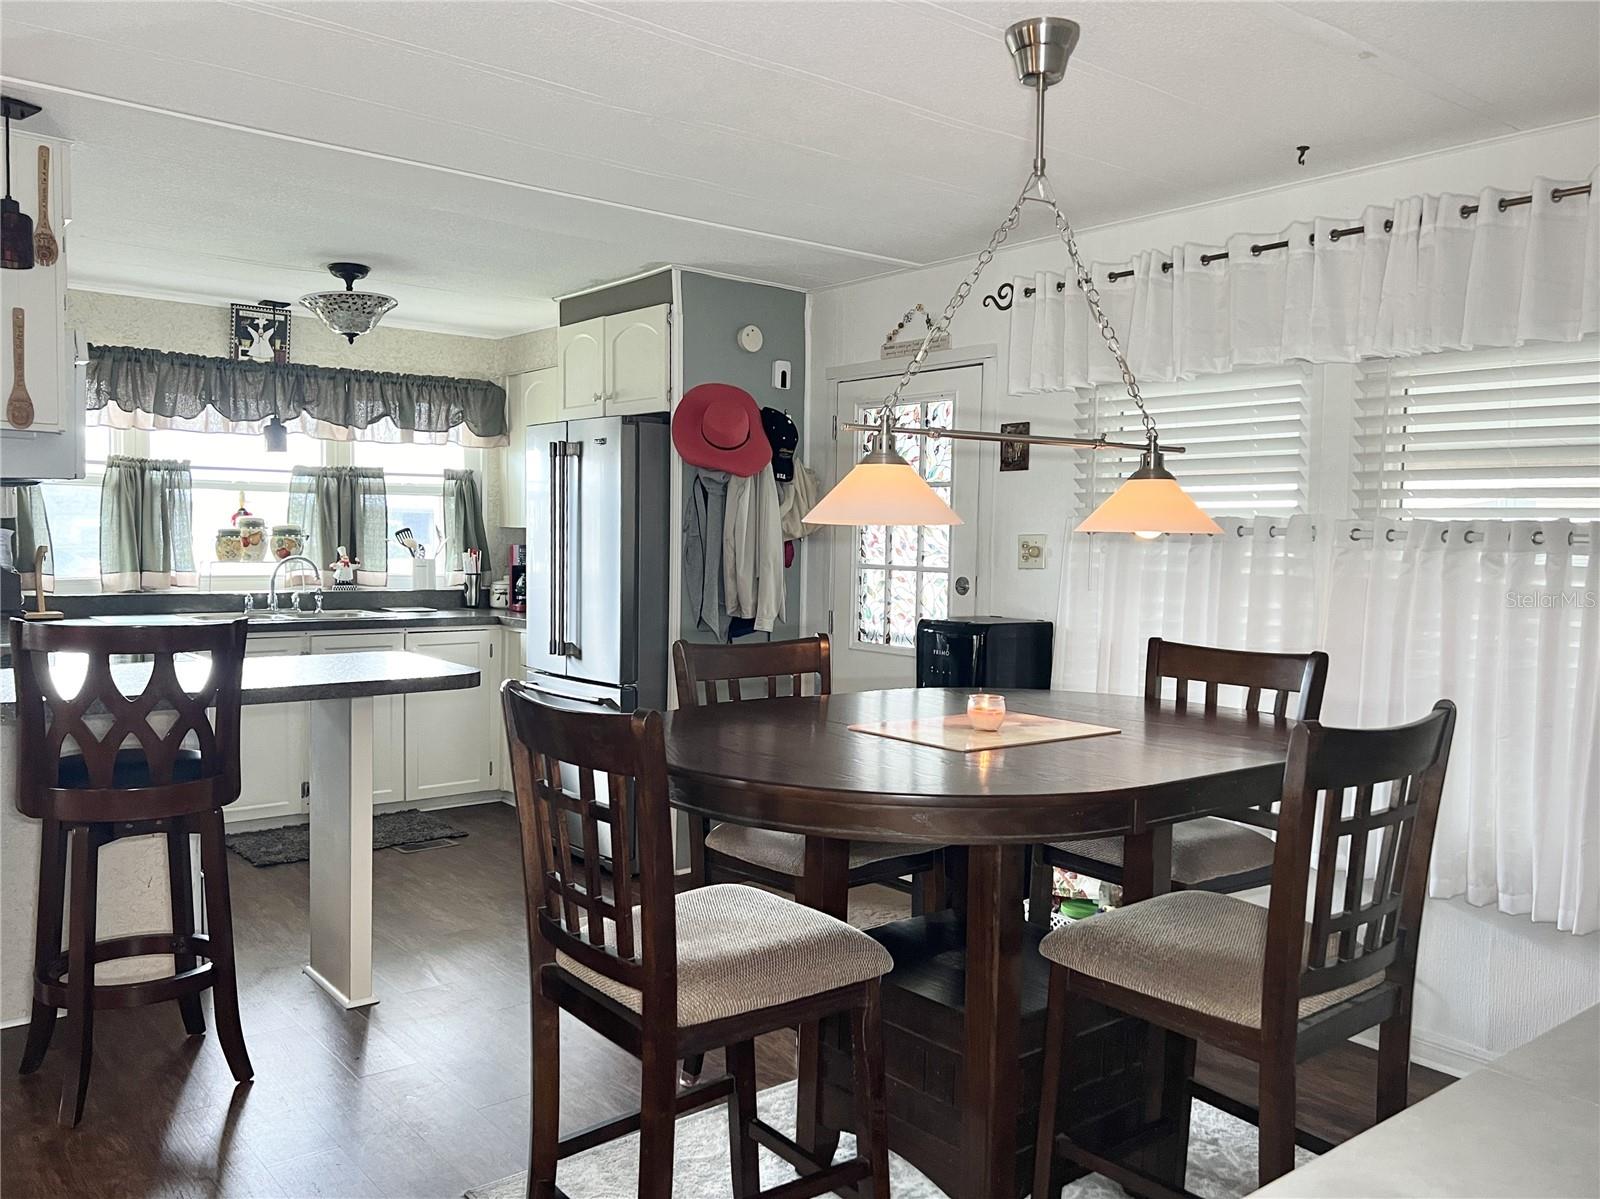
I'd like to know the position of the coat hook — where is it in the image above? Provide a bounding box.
[1296,145,1309,166]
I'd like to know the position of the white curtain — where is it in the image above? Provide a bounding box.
[1056,517,1599,934]
[1010,173,1599,393]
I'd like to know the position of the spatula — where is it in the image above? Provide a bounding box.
[394,527,422,558]
[32,146,57,267]
[7,308,33,429]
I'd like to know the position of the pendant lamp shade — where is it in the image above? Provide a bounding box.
[804,461,962,527]
[1075,449,1221,537]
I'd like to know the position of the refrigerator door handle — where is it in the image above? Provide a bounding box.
[548,440,563,657]
[562,441,583,659]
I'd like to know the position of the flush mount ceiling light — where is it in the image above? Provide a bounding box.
[298,262,397,344]
[805,18,1220,539]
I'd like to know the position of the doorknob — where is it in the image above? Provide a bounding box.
[954,576,971,596]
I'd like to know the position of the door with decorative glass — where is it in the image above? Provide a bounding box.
[830,365,982,691]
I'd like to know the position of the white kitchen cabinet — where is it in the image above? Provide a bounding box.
[554,305,671,424]
[309,631,405,806]
[603,303,670,416]
[504,367,558,525]
[229,633,310,826]
[402,627,499,802]
[557,317,606,421]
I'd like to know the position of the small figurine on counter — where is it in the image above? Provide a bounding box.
[329,546,360,588]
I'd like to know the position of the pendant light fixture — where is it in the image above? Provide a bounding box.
[298,262,397,344]
[1,96,42,271]
[804,18,1220,539]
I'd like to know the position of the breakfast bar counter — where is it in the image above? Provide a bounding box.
[1,648,480,1019]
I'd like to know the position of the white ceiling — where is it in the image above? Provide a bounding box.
[3,1,1596,338]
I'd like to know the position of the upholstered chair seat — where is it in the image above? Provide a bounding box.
[1050,818,1276,889]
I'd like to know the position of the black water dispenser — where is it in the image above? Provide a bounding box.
[915,616,1054,689]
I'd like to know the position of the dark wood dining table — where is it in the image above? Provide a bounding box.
[663,686,1294,1199]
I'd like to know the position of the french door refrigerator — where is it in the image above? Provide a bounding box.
[523,414,670,863]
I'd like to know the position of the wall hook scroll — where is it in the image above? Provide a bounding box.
[982,281,1015,312]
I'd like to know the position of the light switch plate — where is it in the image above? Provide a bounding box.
[1018,534,1047,569]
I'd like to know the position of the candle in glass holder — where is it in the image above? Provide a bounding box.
[967,693,1007,731]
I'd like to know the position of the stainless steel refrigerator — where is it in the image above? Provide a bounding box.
[523,414,670,716]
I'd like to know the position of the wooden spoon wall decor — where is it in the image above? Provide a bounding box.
[32,145,57,267]
[7,307,33,429]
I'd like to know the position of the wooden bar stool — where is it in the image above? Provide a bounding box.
[1029,638,1330,923]
[674,636,946,907]
[502,679,893,1199]
[10,617,254,1127]
[1032,701,1457,1196]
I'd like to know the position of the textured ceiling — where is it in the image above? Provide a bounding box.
[3,1,1596,336]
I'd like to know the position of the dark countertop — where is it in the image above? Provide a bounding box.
[72,608,513,635]
[0,650,480,712]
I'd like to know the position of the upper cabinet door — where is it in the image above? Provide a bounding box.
[557,317,605,421]
[502,366,558,526]
[603,303,670,416]
[521,365,560,427]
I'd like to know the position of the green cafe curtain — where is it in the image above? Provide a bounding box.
[288,466,388,586]
[443,468,491,581]
[6,484,54,592]
[100,456,196,592]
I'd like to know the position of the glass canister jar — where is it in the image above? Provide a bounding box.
[270,525,305,560]
[215,528,243,562]
[237,515,268,561]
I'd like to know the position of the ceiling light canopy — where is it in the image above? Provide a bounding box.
[804,18,1220,541]
[298,262,397,344]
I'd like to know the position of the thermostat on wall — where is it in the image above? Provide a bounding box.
[737,324,764,352]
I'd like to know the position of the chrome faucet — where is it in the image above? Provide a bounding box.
[267,555,324,613]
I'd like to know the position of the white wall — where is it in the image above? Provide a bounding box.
[805,118,1600,1074]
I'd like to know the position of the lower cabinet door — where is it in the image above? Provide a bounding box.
[402,628,497,802]
[229,634,310,826]
[309,631,405,806]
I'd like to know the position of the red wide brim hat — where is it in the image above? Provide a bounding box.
[671,383,773,477]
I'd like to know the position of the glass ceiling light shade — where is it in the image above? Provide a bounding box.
[804,418,962,527]
[298,262,397,344]
[804,17,1219,539]
[1076,443,1222,538]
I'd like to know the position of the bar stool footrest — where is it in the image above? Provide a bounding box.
[35,933,217,1011]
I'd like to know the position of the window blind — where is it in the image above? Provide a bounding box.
[1355,338,1600,519]
[1073,365,1311,517]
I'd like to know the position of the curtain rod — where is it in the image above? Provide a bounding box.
[1230,522,1590,546]
[1002,182,1593,294]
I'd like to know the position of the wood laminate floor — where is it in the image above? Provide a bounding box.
[1,803,1451,1198]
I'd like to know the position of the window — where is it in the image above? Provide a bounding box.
[853,396,953,647]
[37,426,111,580]
[351,440,464,574]
[1074,366,1312,518]
[1354,339,1600,519]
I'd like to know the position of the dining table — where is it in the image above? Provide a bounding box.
[663,685,1294,1199]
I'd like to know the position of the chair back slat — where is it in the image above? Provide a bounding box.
[1144,638,1330,830]
[673,636,832,709]
[1261,701,1456,1033]
[501,681,675,999]
[9,617,247,821]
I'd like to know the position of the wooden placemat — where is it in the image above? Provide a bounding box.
[847,711,1121,753]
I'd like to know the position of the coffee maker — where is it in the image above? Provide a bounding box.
[507,544,527,615]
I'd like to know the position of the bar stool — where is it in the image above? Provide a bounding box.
[9,617,253,1127]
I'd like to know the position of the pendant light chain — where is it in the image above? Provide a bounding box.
[873,169,1158,449]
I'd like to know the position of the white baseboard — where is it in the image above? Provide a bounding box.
[1349,1027,1488,1079]
[222,791,512,833]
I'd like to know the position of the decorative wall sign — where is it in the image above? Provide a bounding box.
[999,421,1031,471]
[881,303,950,360]
[230,302,291,364]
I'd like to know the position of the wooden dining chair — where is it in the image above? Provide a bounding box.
[673,636,946,908]
[502,679,892,1199]
[1032,699,1457,1196]
[1028,638,1330,924]
[10,617,253,1127]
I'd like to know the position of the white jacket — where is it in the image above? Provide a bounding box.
[723,464,785,633]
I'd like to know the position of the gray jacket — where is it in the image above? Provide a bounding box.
[684,468,730,639]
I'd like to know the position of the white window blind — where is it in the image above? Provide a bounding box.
[1073,365,1311,517]
[1355,338,1600,519]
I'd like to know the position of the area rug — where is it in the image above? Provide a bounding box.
[465,1079,1312,1198]
[224,809,469,866]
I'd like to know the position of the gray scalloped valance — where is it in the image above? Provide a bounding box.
[86,344,508,442]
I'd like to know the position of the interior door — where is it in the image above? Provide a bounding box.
[829,364,983,692]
